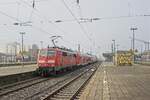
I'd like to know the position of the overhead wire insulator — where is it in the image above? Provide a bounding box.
[77,0,79,4]
[55,20,62,23]
[32,0,35,8]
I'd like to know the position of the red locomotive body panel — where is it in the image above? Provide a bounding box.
[37,47,97,75]
[38,48,56,67]
[38,48,76,71]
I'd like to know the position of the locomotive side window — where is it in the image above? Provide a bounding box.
[67,53,71,57]
[62,52,67,56]
[73,54,76,57]
[47,50,55,56]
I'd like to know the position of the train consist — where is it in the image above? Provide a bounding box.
[36,47,97,76]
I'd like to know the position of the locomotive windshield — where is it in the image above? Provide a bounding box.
[39,49,55,56]
[39,50,47,56]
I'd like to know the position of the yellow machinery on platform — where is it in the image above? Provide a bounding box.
[115,50,133,66]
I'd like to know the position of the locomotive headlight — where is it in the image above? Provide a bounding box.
[48,60,55,63]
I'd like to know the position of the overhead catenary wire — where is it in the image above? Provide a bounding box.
[0,0,47,5]
[0,1,78,48]
[0,0,58,36]
[20,0,150,53]
[99,15,150,20]
[21,0,150,21]
[16,2,21,21]
[76,1,95,42]
[0,1,18,5]
[69,0,96,54]
[0,9,54,36]
[0,10,20,22]
[19,0,75,37]
[61,0,92,42]
[1,0,150,53]
[53,14,150,23]
[19,0,82,47]
[21,0,150,54]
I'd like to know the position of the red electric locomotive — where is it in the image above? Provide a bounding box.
[36,47,96,76]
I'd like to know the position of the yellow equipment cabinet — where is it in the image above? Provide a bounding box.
[115,50,133,66]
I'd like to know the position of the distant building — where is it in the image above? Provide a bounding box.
[103,53,113,62]
[0,52,13,63]
[15,44,39,62]
[28,44,39,61]
[32,44,39,50]
[141,50,150,62]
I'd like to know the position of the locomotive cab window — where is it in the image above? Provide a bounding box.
[39,50,55,56]
[39,50,47,56]
[62,52,67,56]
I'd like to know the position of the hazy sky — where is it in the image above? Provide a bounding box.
[0,0,149,56]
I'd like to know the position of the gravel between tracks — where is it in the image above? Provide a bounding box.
[0,77,49,96]
[43,63,99,100]
[0,63,98,100]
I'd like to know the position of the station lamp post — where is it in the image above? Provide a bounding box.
[130,27,138,62]
[116,44,119,51]
[13,21,31,65]
[112,40,116,65]
[20,32,25,67]
[40,41,43,49]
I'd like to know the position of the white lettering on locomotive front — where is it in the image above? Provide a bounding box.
[38,60,46,63]
[47,60,55,63]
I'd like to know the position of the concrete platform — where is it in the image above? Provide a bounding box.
[79,62,150,100]
[0,64,37,76]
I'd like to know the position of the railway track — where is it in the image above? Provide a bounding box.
[26,63,100,100]
[0,77,50,97]
[0,76,41,90]
[0,71,35,87]
[0,62,100,100]
[42,64,98,100]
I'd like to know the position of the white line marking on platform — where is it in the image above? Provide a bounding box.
[103,69,110,100]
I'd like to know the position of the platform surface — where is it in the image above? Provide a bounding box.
[80,62,150,100]
[0,64,37,76]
